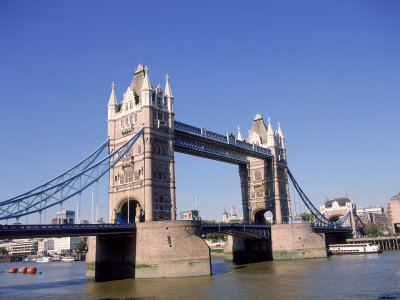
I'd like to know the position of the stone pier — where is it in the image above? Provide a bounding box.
[86,220,211,280]
[224,235,272,263]
[271,223,327,260]
[135,220,211,278]
[86,233,136,281]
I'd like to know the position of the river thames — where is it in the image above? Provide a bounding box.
[1,252,400,299]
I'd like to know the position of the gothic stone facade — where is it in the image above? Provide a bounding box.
[240,114,290,224]
[107,64,290,225]
[107,63,175,223]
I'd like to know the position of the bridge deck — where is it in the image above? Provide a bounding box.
[174,121,273,164]
[0,224,136,240]
[0,223,352,240]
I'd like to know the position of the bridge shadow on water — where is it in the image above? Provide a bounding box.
[0,278,87,295]
[378,293,400,299]
[211,261,246,275]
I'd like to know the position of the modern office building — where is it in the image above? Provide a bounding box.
[7,239,38,256]
[357,206,389,233]
[51,210,75,224]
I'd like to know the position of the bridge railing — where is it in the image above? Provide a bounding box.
[0,223,136,231]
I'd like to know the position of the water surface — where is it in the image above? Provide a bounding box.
[1,253,400,299]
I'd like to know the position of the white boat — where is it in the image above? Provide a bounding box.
[61,256,75,262]
[328,243,381,255]
[36,257,53,262]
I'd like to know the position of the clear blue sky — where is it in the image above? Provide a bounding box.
[0,0,399,223]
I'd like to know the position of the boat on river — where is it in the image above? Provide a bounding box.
[61,256,75,262]
[328,243,381,255]
[36,257,53,262]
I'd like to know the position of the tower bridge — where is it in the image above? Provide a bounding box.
[0,62,359,280]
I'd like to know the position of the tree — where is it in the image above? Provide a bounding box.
[364,221,380,237]
[205,232,227,242]
[201,220,223,224]
[301,213,315,223]
[75,241,87,252]
[0,247,7,256]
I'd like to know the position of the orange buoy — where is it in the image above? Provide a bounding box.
[9,267,18,273]
[19,267,27,273]
[27,267,37,274]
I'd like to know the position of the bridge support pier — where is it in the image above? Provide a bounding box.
[135,220,211,278]
[271,224,327,260]
[86,233,136,281]
[86,221,210,280]
[224,236,272,263]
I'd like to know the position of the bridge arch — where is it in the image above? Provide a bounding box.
[254,209,274,225]
[115,197,142,223]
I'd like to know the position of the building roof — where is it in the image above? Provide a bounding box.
[129,63,146,94]
[247,113,268,144]
[324,196,350,208]
[391,193,400,201]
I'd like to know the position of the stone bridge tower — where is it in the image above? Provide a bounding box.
[107,63,176,223]
[240,114,290,224]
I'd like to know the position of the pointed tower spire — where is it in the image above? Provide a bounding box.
[277,121,285,149]
[277,121,284,138]
[267,118,274,135]
[237,126,243,141]
[266,117,275,147]
[141,66,152,91]
[107,82,118,120]
[108,82,118,106]
[164,74,173,98]
[140,66,152,106]
[165,74,174,113]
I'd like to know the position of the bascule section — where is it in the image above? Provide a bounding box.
[107,63,176,223]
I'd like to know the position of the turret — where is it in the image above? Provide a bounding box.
[277,121,285,149]
[266,117,275,148]
[237,126,243,141]
[165,74,174,112]
[107,82,118,120]
[141,66,153,106]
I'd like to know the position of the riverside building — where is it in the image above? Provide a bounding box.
[387,193,400,234]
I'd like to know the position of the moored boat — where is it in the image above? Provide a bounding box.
[328,243,381,255]
[61,256,75,262]
[36,257,53,263]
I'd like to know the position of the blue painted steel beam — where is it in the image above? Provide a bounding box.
[0,127,144,221]
[0,223,136,240]
[174,137,249,164]
[201,223,271,239]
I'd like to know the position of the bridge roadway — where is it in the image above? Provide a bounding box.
[0,223,352,240]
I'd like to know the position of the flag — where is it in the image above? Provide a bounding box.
[231,204,236,210]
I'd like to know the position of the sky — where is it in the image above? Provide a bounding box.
[0,0,399,223]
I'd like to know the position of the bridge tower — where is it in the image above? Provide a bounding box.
[107,63,176,223]
[243,114,290,224]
